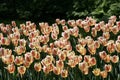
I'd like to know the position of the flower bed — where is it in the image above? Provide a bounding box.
[0,16,120,80]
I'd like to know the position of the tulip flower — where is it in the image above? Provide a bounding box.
[61,69,68,78]
[53,66,61,75]
[110,55,119,63]
[92,68,101,76]
[34,62,42,72]
[17,66,26,76]
[104,64,112,72]
[5,64,15,74]
[100,71,108,78]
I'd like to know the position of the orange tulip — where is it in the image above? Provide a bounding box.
[56,60,64,70]
[58,52,66,61]
[115,40,120,52]
[104,64,112,72]
[104,55,111,63]
[110,55,119,63]
[89,57,96,67]
[17,66,26,75]
[5,64,15,74]
[14,56,24,65]
[53,66,61,75]
[34,62,42,72]
[106,41,115,53]
[103,32,110,40]
[76,44,86,55]
[99,51,107,60]
[88,44,96,55]
[61,69,68,78]
[91,28,97,37]
[43,66,50,74]
[100,71,108,78]
[92,68,101,76]
[24,52,34,64]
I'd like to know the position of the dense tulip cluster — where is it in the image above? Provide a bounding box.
[0,16,120,80]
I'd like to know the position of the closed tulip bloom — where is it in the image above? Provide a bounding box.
[100,71,108,78]
[103,32,110,40]
[99,51,107,60]
[115,40,120,52]
[34,52,40,60]
[43,66,50,74]
[19,39,26,47]
[83,68,89,75]
[92,68,101,76]
[95,24,101,31]
[88,44,96,55]
[78,38,86,47]
[62,32,70,40]
[56,60,64,70]
[34,62,42,72]
[17,66,26,75]
[76,19,82,27]
[84,26,90,32]
[58,52,66,61]
[60,19,66,26]
[116,21,120,30]
[11,21,16,27]
[84,55,91,63]
[53,66,61,75]
[78,61,88,71]
[89,57,96,67]
[104,55,111,63]
[15,46,26,55]
[67,59,76,68]
[56,18,60,24]
[109,16,116,23]
[91,28,97,37]
[104,64,112,72]
[14,56,24,65]
[94,41,100,48]
[110,55,119,63]
[111,26,119,35]
[24,52,34,64]
[106,41,115,53]
[62,25,68,31]
[61,69,68,78]
[5,64,15,74]
[23,60,31,68]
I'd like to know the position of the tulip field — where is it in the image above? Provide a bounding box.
[0,16,120,80]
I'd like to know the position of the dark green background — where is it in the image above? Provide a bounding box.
[0,0,120,23]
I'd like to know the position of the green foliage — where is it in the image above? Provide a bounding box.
[0,0,120,22]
